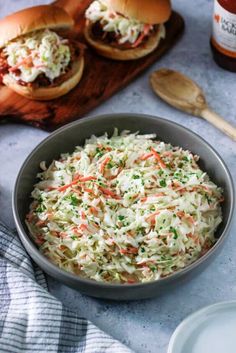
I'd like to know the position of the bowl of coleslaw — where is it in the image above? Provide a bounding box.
[13,114,234,300]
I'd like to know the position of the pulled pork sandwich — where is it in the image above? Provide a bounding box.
[0,5,84,100]
[84,0,171,60]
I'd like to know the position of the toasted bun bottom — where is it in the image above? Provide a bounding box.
[84,21,165,60]
[3,57,84,100]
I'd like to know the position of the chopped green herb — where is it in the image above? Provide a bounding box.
[36,204,46,213]
[70,195,79,206]
[97,152,104,158]
[170,227,178,239]
[118,215,125,221]
[160,179,167,187]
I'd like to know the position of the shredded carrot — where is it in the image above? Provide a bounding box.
[35,220,45,227]
[177,211,195,224]
[89,206,98,215]
[120,247,138,255]
[140,152,153,161]
[155,192,165,197]
[57,179,79,192]
[57,174,97,191]
[150,148,166,168]
[108,167,122,180]
[9,55,32,72]
[187,232,199,244]
[132,24,152,48]
[51,231,60,237]
[127,279,136,284]
[59,245,67,251]
[57,176,96,192]
[177,211,185,218]
[140,197,148,202]
[141,193,165,202]
[99,187,121,200]
[187,216,195,224]
[46,212,53,220]
[146,211,160,225]
[46,186,57,191]
[26,212,34,222]
[79,176,97,182]
[60,232,68,238]
[73,173,81,181]
[83,188,94,193]
[100,157,111,174]
[35,236,44,245]
[172,181,181,188]
[79,224,89,231]
[81,211,86,220]
[72,227,82,236]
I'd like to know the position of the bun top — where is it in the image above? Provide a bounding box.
[108,0,171,24]
[0,5,74,48]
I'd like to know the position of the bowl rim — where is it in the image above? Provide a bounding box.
[12,113,235,289]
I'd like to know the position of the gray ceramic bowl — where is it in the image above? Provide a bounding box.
[13,114,235,300]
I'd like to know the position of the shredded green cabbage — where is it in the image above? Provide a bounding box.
[26,131,223,284]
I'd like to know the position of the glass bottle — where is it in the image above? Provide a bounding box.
[211,0,236,72]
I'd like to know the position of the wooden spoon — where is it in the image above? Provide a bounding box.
[150,68,236,141]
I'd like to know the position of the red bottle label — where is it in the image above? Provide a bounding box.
[212,0,236,57]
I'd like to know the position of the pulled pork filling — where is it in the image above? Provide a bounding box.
[0,29,80,88]
[85,0,165,49]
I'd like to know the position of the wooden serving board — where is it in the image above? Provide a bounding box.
[0,0,184,131]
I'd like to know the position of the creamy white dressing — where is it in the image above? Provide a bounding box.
[4,29,71,83]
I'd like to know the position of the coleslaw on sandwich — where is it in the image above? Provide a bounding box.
[3,29,71,84]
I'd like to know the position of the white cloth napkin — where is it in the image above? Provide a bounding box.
[0,222,133,353]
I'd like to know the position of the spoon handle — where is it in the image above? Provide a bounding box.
[201,108,236,141]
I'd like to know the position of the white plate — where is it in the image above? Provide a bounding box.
[168,301,236,353]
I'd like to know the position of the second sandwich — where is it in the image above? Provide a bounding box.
[84,0,171,60]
